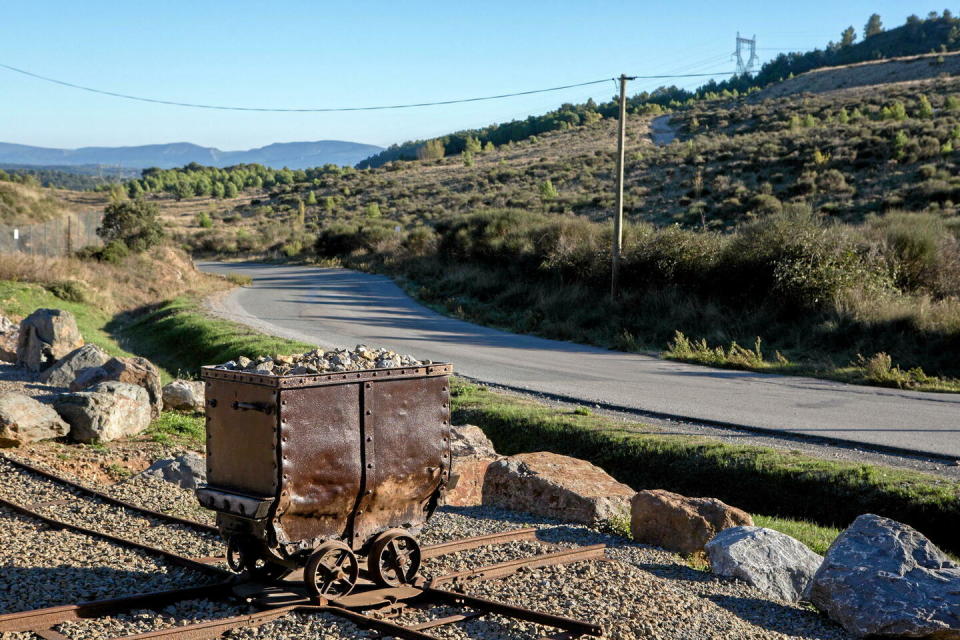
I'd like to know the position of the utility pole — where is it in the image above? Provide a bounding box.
[611,73,635,299]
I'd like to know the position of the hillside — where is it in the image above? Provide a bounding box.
[0,180,65,225]
[0,139,384,170]
[755,51,960,99]
[124,71,960,389]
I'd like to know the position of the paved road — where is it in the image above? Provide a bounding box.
[198,262,960,459]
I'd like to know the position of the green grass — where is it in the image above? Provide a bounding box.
[110,297,313,379]
[145,411,205,447]
[0,281,137,361]
[752,516,840,556]
[450,378,960,554]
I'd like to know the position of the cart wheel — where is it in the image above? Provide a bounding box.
[226,537,244,573]
[368,529,422,587]
[304,541,359,598]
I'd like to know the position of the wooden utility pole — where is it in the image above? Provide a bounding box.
[611,73,635,299]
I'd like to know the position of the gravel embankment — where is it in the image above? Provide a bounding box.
[1,463,850,640]
[0,458,222,559]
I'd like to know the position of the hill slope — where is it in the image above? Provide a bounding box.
[756,51,960,99]
[0,140,384,171]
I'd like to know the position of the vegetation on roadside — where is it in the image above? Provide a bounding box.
[102,298,960,555]
[449,378,960,554]
[111,297,313,378]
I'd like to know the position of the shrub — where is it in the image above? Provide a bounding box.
[97,200,165,252]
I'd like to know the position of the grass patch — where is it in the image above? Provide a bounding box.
[664,331,960,393]
[111,297,313,379]
[450,378,960,554]
[752,515,840,555]
[145,411,206,448]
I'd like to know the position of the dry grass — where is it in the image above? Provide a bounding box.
[756,51,960,100]
[0,182,65,225]
[0,246,224,314]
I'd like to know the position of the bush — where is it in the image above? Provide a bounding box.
[97,200,165,252]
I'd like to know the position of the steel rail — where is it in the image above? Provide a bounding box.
[99,543,608,640]
[0,494,228,577]
[429,543,607,584]
[0,582,236,633]
[0,454,218,534]
[420,527,538,558]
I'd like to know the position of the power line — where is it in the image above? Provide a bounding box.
[0,62,735,113]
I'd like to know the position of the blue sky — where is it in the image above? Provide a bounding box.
[0,1,944,150]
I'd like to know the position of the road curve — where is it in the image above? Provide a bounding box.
[198,262,960,459]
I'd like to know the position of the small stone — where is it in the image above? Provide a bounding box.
[483,452,634,525]
[236,356,252,368]
[806,513,960,638]
[0,392,69,446]
[706,526,822,602]
[445,425,500,508]
[140,452,207,489]
[162,379,205,412]
[630,489,753,554]
[40,343,110,388]
[0,314,19,363]
[15,308,84,372]
[54,381,153,443]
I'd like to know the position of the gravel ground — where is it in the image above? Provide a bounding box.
[107,473,216,526]
[0,505,216,614]
[0,458,222,559]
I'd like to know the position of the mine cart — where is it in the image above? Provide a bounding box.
[195,362,453,598]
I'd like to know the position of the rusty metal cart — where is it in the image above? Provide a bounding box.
[196,362,453,598]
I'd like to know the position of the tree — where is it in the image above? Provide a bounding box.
[538,179,559,202]
[97,200,165,252]
[840,26,857,47]
[917,94,934,118]
[864,13,883,38]
[417,139,445,160]
[224,182,238,198]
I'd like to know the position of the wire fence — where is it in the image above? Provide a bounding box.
[0,210,103,257]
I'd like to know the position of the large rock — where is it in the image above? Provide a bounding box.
[40,344,110,388]
[141,452,206,489]
[482,451,634,525]
[805,514,960,638]
[445,424,500,507]
[705,526,823,602]
[71,356,162,418]
[16,309,84,371]
[0,393,69,446]
[630,489,753,554]
[53,381,153,444]
[162,379,205,412]
[0,315,18,362]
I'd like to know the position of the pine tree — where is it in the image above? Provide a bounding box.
[840,26,857,47]
[864,13,883,38]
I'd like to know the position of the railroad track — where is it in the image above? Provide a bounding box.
[0,496,606,640]
[0,454,224,564]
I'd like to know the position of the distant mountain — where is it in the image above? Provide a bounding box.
[0,140,385,171]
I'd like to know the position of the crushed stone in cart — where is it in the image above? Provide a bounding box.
[213,345,427,376]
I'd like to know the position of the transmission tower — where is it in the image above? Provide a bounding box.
[733,32,759,75]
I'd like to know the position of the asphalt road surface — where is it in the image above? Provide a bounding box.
[199,262,960,459]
